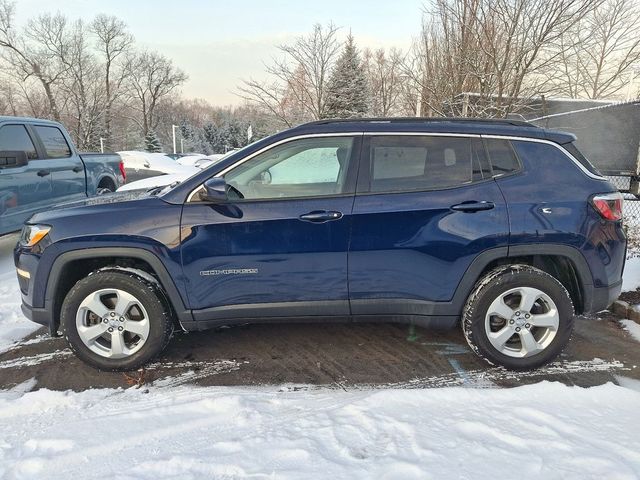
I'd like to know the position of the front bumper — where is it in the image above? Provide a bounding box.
[15,241,58,335]
[20,302,57,335]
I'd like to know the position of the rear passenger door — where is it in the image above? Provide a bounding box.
[32,125,86,204]
[348,134,509,316]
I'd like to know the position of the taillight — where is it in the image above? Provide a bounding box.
[591,192,623,221]
[119,161,126,183]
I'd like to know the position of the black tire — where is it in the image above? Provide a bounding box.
[462,264,574,370]
[61,270,174,371]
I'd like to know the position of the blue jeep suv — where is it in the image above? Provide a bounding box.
[14,118,626,371]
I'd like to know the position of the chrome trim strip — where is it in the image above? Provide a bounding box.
[362,132,482,138]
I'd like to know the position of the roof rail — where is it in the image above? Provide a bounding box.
[303,117,538,128]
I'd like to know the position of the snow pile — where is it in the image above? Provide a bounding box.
[117,151,198,176]
[0,381,639,479]
[0,234,38,354]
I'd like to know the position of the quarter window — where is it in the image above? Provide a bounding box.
[223,136,354,200]
[34,126,71,158]
[0,125,37,159]
[368,136,487,193]
[485,139,520,176]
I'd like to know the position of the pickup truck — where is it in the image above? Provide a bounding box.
[0,116,125,235]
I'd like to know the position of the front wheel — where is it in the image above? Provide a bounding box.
[61,270,174,371]
[462,265,574,370]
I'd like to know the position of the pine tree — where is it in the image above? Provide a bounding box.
[144,130,162,153]
[323,35,369,119]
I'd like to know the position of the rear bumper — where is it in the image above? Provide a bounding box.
[583,280,622,314]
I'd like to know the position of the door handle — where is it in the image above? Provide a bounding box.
[37,170,50,177]
[450,201,495,212]
[299,210,343,223]
[72,166,83,173]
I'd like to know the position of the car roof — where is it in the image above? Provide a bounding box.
[287,117,575,144]
[0,115,62,127]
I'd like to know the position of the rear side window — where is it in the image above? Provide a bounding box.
[485,139,520,176]
[369,136,489,193]
[0,125,38,159]
[34,126,71,158]
[511,140,598,179]
[562,142,602,176]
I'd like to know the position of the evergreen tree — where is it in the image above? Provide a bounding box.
[203,123,218,152]
[323,35,369,119]
[144,130,162,153]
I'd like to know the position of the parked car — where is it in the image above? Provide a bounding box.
[0,116,125,235]
[15,118,626,371]
[117,154,228,192]
[118,151,190,183]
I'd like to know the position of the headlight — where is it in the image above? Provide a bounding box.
[20,224,51,247]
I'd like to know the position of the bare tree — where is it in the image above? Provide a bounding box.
[555,0,640,98]
[126,50,187,136]
[363,47,404,116]
[405,0,602,118]
[91,14,133,148]
[0,1,69,120]
[238,23,342,126]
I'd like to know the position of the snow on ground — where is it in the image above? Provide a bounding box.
[0,234,38,355]
[0,381,639,479]
[623,255,640,292]
[620,319,640,343]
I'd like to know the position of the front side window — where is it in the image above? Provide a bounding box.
[0,125,37,159]
[369,135,486,193]
[224,136,354,200]
[34,126,71,158]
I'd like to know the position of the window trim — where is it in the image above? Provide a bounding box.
[186,131,604,202]
[0,123,39,160]
[33,125,73,159]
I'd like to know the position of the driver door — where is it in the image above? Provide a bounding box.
[180,134,361,324]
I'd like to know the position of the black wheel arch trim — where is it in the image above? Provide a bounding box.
[448,244,594,317]
[43,247,192,328]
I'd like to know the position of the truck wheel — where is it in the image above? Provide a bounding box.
[97,178,115,195]
[462,265,574,370]
[61,270,174,371]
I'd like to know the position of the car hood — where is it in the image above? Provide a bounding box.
[28,190,163,224]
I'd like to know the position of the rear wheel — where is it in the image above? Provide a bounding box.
[61,270,173,371]
[462,265,574,370]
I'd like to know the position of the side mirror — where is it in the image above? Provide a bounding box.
[199,177,228,203]
[0,151,28,169]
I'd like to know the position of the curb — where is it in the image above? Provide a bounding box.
[611,300,640,323]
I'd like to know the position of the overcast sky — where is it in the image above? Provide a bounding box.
[14,0,424,106]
